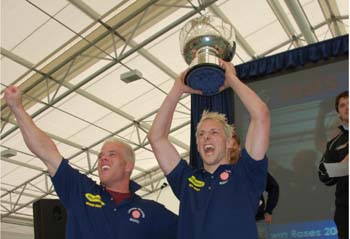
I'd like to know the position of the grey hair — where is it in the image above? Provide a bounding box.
[103,137,135,163]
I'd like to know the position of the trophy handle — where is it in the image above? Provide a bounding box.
[231,41,236,60]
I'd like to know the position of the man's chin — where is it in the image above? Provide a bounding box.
[99,176,109,184]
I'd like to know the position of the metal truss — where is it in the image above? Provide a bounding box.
[1,0,220,224]
[0,0,348,226]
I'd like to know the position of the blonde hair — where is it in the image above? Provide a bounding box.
[103,137,135,163]
[196,111,234,138]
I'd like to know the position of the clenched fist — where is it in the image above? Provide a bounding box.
[4,85,23,110]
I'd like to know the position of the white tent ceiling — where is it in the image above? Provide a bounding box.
[1,0,348,230]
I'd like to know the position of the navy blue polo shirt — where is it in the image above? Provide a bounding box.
[167,149,267,239]
[51,159,177,239]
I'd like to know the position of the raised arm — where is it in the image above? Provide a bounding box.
[219,60,270,160]
[147,72,201,175]
[4,85,62,176]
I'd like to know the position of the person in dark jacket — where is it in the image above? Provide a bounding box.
[318,90,348,239]
[256,172,279,223]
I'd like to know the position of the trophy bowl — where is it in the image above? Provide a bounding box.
[180,15,236,96]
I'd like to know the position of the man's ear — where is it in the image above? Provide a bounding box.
[125,161,134,174]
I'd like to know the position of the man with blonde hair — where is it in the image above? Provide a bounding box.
[148,60,270,238]
[4,85,177,239]
[196,111,241,165]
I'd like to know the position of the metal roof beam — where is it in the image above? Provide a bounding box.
[69,0,180,80]
[1,215,33,227]
[1,157,44,172]
[317,0,347,37]
[267,0,303,47]
[0,0,165,112]
[284,0,317,44]
[0,49,188,152]
[257,18,342,57]
[68,0,101,21]
[1,0,214,140]
[1,187,52,199]
[209,4,257,59]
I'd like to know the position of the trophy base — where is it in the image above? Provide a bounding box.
[185,64,225,96]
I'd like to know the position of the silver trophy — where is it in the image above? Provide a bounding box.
[180,15,236,95]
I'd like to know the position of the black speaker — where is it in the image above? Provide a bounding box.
[33,199,67,239]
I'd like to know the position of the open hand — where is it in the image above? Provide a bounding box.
[264,213,272,224]
[218,59,238,92]
[174,70,202,95]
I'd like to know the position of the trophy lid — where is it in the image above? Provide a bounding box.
[180,15,236,65]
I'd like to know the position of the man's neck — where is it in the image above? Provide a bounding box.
[105,180,130,193]
[204,159,230,174]
[204,165,218,174]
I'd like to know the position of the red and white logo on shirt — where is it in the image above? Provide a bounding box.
[219,170,231,185]
[128,207,145,223]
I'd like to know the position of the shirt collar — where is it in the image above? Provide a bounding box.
[101,180,141,193]
[199,164,232,176]
[129,180,141,193]
[339,124,349,132]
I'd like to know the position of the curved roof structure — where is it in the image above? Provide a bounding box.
[1,0,348,235]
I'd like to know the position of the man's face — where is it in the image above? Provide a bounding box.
[97,142,133,187]
[196,119,233,171]
[337,96,349,124]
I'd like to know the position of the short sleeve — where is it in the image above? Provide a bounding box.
[51,159,95,209]
[166,159,193,200]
